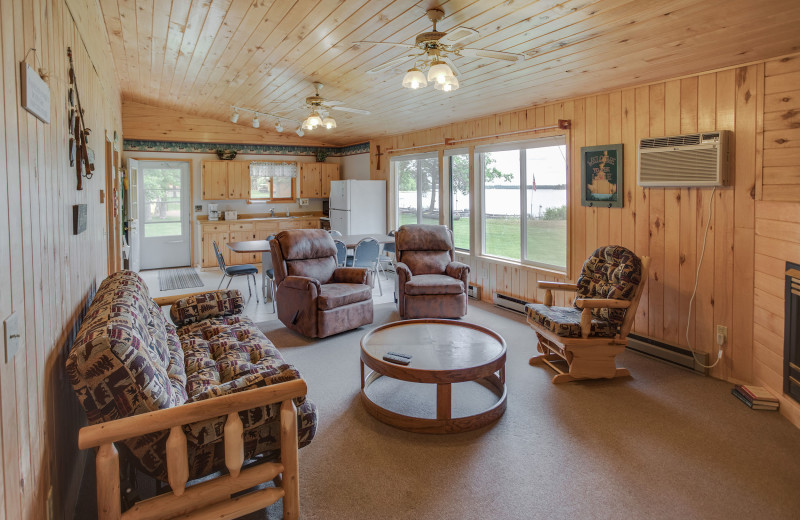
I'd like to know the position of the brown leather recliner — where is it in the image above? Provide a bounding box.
[270,229,374,338]
[395,224,470,319]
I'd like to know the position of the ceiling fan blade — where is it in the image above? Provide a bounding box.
[366,52,423,74]
[458,48,525,62]
[439,27,479,46]
[352,41,417,49]
[331,106,370,115]
[321,99,344,106]
[442,56,461,77]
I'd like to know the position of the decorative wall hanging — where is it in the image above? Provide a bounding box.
[20,60,50,123]
[67,47,95,190]
[581,144,623,208]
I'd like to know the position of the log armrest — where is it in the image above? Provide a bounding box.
[281,275,321,294]
[575,298,632,309]
[445,261,470,285]
[537,282,579,307]
[331,267,369,285]
[154,290,228,308]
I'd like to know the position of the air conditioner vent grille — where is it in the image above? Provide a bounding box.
[640,133,701,148]
[639,148,719,184]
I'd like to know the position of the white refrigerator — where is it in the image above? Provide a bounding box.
[329,180,386,235]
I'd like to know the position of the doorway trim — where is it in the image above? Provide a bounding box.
[130,157,195,267]
[105,136,122,274]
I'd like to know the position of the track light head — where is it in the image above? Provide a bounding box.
[296,128,304,137]
[252,116,260,128]
[230,109,240,123]
[275,121,283,132]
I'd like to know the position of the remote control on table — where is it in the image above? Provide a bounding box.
[387,351,412,359]
[383,353,411,365]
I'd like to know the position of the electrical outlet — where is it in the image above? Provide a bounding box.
[716,325,728,346]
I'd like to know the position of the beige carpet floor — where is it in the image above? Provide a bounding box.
[243,301,800,520]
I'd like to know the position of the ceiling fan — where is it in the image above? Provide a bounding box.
[300,82,370,130]
[354,8,526,91]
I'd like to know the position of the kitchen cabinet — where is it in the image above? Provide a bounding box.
[200,217,320,267]
[299,163,339,198]
[202,160,251,200]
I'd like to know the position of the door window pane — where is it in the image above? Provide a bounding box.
[483,150,520,261]
[525,145,567,268]
[449,154,470,251]
[143,168,182,237]
[395,155,439,226]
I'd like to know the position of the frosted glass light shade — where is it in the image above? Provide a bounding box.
[322,116,337,129]
[433,75,459,92]
[304,112,322,129]
[427,60,453,84]
[402,68,427,89]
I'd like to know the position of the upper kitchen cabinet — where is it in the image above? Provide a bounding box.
[299,162,339,198]
[202,160,251,200]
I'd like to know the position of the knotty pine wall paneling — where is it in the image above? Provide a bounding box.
[371,58,795,391]
[0,0,122,518]
[753,55,800,425]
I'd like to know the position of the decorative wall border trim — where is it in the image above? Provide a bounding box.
[123,139,370,157]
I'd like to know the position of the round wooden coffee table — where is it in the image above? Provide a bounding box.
[360,319,507,434]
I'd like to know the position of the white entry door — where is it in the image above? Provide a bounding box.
[127,158,141,271]
[138,161,191,270]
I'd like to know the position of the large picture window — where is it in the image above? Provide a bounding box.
[250,161,296,202]
[478,136,567,270]
[448,150,470,251]
[393,153,439,227]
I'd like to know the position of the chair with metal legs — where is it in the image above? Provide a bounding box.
[347,237,382,296]
[213,241,258,301]
[334,239,347,267]
[262,235,277,312]
[377,230,396,281]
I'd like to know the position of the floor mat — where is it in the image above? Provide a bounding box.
[157,267,203,291]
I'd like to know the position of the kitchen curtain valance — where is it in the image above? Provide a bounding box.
[249,161,297,178]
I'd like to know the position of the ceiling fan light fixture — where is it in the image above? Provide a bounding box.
[322,116,337,129]
[230,108,240,123]
[303,111,322,130]
[252,116,260,128]
[427,60,453,85]
[402,68,427,89]
[434,75,459,92]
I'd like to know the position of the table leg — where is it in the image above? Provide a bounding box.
[436,383,451,420]
[261,251,268,301]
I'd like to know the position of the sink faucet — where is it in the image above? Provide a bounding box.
[269,208,275,217]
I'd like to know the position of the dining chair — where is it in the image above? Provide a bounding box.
[334,239,347,267]
[328,230,343,237]
[213,241,258,301]
[263,234,277,312]
[377,230,396,280]
[347,237,382,295]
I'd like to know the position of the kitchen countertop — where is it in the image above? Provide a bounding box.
[197,213,323,224]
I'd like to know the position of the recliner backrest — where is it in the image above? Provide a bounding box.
[395,224,454,275]
[271,229,338,286]
[575,245,643,327]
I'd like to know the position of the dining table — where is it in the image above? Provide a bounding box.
[337,233,395,249]
[226,240,272,302]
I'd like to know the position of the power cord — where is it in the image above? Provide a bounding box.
[685,187,723,369]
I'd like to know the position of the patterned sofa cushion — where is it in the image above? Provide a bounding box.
[526,304,616,338]
[575,245,642,327]
[67,270,317,483]
[169,290,244,327]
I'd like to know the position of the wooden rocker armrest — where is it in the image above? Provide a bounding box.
[574,298,632,310]
[153,290,228,308]
[537,281,579,291]
[78,378,308,450]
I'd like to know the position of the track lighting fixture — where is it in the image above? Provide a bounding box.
[230,108,240,123]
[252,116,260,128]
[296,128,304,137]
[229,105,303,136]
[275,121,283,132]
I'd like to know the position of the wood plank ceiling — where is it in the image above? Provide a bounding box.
[100,0,800,146]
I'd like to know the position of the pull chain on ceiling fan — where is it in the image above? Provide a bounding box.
[355,8,526,92]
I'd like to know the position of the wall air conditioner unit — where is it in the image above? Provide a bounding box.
[638,131,731,187]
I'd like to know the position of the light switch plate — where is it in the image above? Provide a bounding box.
[4,312,20,363]
[298,198,309,206]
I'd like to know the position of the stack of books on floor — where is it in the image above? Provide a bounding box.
[731,384,780,410]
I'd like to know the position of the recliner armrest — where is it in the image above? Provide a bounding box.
[331,267,369,285]
[445,261,470,284]
[282,276,321,293]
[395,262,412,282]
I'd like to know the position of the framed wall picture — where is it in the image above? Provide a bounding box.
[581,144,623,208]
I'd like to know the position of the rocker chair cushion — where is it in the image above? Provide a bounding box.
[526,304,616,338]
[574,245,642,327]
